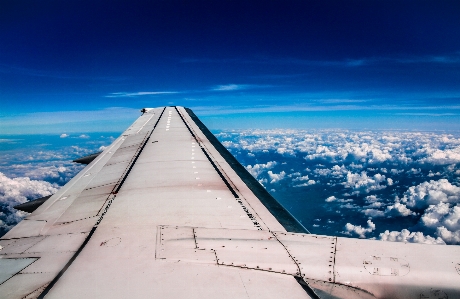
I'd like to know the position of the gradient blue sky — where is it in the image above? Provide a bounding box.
[1,0,460,134]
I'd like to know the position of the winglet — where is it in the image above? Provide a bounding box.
[13,195,52,213]
[72,152,102,164]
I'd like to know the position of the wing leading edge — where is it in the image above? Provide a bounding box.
[0,106,458,299]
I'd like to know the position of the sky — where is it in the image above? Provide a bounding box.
[1,0,460,133]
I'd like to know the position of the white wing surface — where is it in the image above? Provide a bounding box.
[1,106,459,299]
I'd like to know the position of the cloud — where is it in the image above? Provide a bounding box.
[267,170,286,184]
[0,138,22,144]
[276,147,296,156]
[0,172,58,234]
[343,220,376,238]
[325,196,337,202]
[4,163,82,184]
[0,143,96,185]
[401,179,460,209]
[407,168,421,175]
[419,147,460,165]
[3,127,460,245]
[418,203,460,241]
[436,226,460,244]
[379,229,445,245]
[382,180,460,244]
[313,165,348,178]
[292,175,311,182]
[395,113,459,117]
[60,133,69,138]
[212,84,246,91]
[181,54,460,67]
[218,128,460,245]
[325,196,353,203]
[0,172,57,205]
[316,99,369,104]
[362,209,385,218]
[211,83,272,92]
[78,134,90,139]
[364,195,381,203]
[105,91,179,97]
[293,180,316,187]
[245,161,277,178]
[342,171,387,194]
[385,202,416,217]
[390,169,404,175]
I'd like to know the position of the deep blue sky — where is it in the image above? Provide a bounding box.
[1,0,460,133]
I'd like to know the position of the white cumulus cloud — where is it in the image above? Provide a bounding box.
[379,229,445,245]
[362,209,385,217]
[401,179,460,209]
[245,161,277,178]
[267,171,286,184]
[342,171,387,193]
[343,220,376,238]
[385,202,416,217]
[0,172,58,233]
[293,180,316,187]
[325,196,337,202]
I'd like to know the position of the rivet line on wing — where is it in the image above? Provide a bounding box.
[175,106,264,230]
[174,107,239,197]
[112,107,165,194]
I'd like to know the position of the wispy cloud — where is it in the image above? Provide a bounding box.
[105,91,179,97]
[190,101,460,116]
[0,139,22,143]
[316,99,370,104]
[181,53,460,68]
[211,84,271,91]
[182,57,367,67]
[0,107,140,134]
[212,84,249,91]
[330,54,460,67]
[395,113,459,117]
[391,54,460,65]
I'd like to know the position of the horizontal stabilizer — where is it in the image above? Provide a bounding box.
[13,195,52,213]
[72,152,102,164]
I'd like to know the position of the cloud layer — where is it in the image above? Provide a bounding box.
[218,129,460,245]
[0,133,114,236]
[1,129,459,246]
[0,172,57,235]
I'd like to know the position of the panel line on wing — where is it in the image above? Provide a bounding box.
[111,133,151,194]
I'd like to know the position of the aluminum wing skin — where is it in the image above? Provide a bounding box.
[1,106,459,299]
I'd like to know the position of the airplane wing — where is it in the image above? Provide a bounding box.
[1,106,459,299]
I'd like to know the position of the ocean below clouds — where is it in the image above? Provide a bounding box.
[1,129,460,245]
